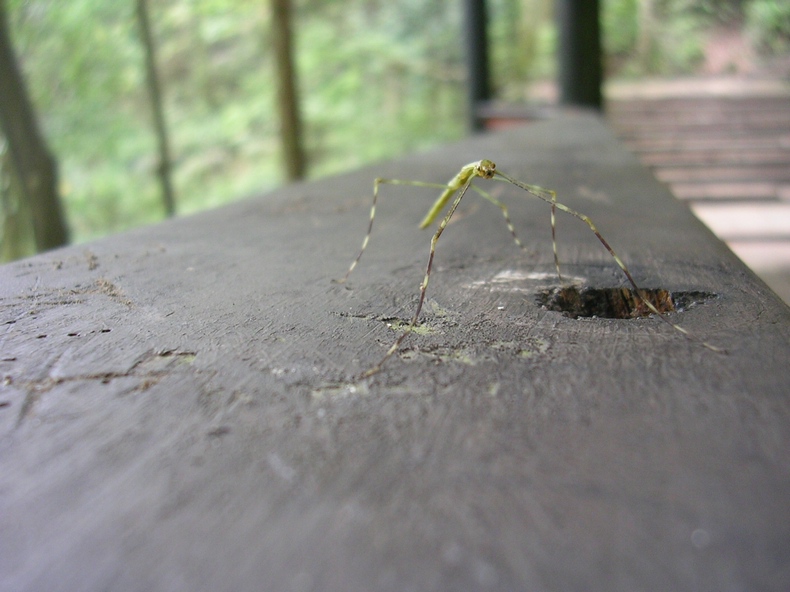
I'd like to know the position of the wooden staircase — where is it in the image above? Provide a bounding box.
[606,83,790,304]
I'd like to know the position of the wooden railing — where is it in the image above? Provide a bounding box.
[1,114,788,591]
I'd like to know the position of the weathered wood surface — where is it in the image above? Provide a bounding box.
[1,115,789,591]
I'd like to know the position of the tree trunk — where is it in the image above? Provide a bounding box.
[0,0,69,253]
[1,141,36,260]
[637,0,660,74]
[270,0,306,181]
[136,0,176,217]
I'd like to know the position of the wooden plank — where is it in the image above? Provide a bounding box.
[636,148,789,167]
[671,181,789,201]
[655,165,790,184]
[691,202,790,240]
[623,136,787,153]
[607,95,790,115]
[611,121,790,140]
[609,101,790,118]
[1,115,789,592]
[607,96,790,144]
[611,112,790,129]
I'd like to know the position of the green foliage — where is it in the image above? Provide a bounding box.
[5,0,778,250]
[295,1,465,176]
[746,0,790,52]
[603,0,639,56]
[688,0,747,23]
[658,1,709,74]
[603,0,708,76]
[489,0,555,101]
[8,0,156,240]
[6,0,472,243]
[1,141,37,260]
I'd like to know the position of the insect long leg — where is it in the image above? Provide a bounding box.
[494,170,725,353]
[341,160,724,378]
[550,190,561,283]
[490,175,562,280]
[361,177,476,378]
[471,186,529,252]
[335,178,453,284]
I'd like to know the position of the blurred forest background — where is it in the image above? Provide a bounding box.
[1,0,789,260]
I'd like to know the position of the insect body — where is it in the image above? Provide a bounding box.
[337,160,723,378]
[418,160,497,229]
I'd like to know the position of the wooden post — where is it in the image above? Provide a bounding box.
[463,0,491,132]
[557,0,603,110]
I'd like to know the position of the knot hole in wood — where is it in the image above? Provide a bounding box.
[536,286,717,319]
